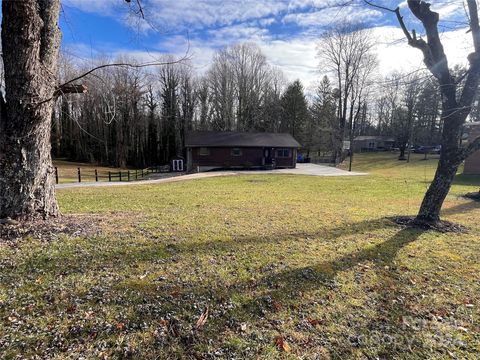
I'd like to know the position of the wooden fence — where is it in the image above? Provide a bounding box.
[54,165,171,184]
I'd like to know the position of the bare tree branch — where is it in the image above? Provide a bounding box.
[459,0,480,110]
[467,0,480,52]
[58,56,190,91]
[54,83,87,96]
[125,0,145,19]
[363,1,435,75]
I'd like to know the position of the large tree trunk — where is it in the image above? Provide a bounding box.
[417,153,459,222]
[416,104,466,222]
[398,145,406,160]
[0,0,61,220]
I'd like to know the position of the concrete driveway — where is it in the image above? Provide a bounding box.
[262,163,366,176]
[56,163,366,189]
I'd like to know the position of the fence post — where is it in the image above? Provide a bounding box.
[108,171,111,182]
[127,170,130,182]
[119,171,122,182]
[77,167,81,183]
[55,167,59,184]
[135,169,138,180]
[141,169,144,178]
[95,169,98,182]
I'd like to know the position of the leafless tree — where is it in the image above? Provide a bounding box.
[318,24,377,165]
[366,0,480,224]
[208,49,236,131]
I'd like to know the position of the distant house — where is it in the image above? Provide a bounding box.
[464,122,480,175]
[353,136,395,152]
[185,131,301,172]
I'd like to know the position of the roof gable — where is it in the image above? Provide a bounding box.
[185,131,301,148]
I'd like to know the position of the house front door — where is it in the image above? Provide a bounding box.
[264,148,273,167]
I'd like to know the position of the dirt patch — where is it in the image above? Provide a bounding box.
[388,216,468,233]
[0,214,104,245]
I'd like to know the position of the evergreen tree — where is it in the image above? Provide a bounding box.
[280,80,309,147]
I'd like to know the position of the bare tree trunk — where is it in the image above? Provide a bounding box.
[417,154,459,222]
[416,105,465,222]
[0,0,61,220]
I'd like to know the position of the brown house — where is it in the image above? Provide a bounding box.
[185,131,301,172]
[464,122,480,175]
[353,136,395,152]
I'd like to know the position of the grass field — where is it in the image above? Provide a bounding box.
[1,153,480,359]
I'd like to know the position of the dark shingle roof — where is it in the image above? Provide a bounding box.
[354,136,395,142]
[185,131,301,148]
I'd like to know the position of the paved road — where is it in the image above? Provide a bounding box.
[56,163,366,189]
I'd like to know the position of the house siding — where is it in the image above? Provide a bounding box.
[353,139,394,152]
[187,146,296,172]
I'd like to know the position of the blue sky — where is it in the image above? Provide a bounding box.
[60,0,471,89]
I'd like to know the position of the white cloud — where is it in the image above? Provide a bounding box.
[283,5,382,28]
[140,0,288,31]
[206,24,271,46]
[66,23,472,93]
[61,0,472,93]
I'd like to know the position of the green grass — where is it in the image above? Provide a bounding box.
[1,153,480,359]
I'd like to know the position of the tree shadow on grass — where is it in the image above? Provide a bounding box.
[112,224,425,357]
[15,217,395,277]
[441,200,480,216]
[158,225,425,358]
[4,219,429,358]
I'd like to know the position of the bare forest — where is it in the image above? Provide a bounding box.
[53,34,478,169]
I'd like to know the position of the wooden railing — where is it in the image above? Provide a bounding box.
[54,165,171,184]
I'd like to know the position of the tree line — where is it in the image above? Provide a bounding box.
[54,44,312,168]
[54,33,479,169]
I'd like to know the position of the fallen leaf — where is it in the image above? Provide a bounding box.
[196,306,209,329]
[272,300,283,312]
[84,311,95,320]
[240,323,247,332]
[275,335,291,352]
[307,317,322,326]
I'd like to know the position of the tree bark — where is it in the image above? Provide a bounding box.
[417,153,459,222]
[0,0,61,220]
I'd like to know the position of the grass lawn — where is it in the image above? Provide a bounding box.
[1,153,480,359]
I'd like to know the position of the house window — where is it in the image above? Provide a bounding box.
[368,142,375,148]
[276,148,290,158]
[199,147,210,156]
[231,148,242,156]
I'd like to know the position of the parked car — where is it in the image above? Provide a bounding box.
[413,145,441,154]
